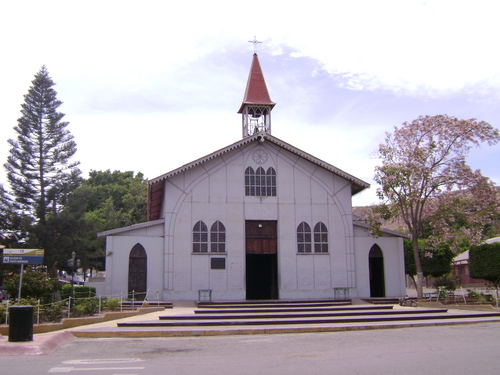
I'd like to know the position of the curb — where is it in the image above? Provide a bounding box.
[0,331,74,356]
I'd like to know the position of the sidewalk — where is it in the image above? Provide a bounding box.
[0,301,196,356]
[2,296,500,356]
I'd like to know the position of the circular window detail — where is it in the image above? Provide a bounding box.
[252,148,268,165]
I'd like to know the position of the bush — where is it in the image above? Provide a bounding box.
[103,297,121,311]
[467,290,495,304]
[433,274,459,291]
[4,268,60,302]
[71,297,98,316]
[0,303,6,324]
[42,302,65,322]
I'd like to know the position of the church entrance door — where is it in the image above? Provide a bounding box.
[245,220,278,300]
[128,243,147,301]
[369,244,385,298]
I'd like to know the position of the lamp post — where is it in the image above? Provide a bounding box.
[67,251,80,306]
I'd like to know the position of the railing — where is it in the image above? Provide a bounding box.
[1,289,162,325]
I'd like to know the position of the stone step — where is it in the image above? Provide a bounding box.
[159,308,448,321]
[194,304,394,314]
[362,298,400,304]
[197,299,351,308]
[118,311,500,328]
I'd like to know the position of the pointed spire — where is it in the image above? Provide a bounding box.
[239,53,275,138]
[238,53,275,113]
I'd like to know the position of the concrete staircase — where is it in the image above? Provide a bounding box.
[67,299,500,338]
[116,299,500,330]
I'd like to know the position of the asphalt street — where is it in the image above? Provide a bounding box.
[1,322,498,374]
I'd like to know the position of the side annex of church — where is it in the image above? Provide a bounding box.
[99,53,406,301]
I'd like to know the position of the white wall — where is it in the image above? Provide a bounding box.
[354,235,406,298]
[104,236,164,299]
[105,139,405,301]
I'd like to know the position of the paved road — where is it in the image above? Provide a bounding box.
[2,323,499,374]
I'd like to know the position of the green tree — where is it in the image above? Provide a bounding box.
[372,115,500,300]
[4,267,61,302]
[4,65,81,227]
[40,170,147,272]
[404,239,455,287]
[469,242,500,306]
[469,243,500,286]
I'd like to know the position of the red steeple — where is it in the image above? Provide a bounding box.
[238,53,275,113]
[239,53,275,137]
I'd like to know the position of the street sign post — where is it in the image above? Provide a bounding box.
[2,249,45,301]
[2,249,45,265]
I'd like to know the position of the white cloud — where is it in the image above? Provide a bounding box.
[1,0,499,209]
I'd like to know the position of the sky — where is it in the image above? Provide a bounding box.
[1,0,500,207]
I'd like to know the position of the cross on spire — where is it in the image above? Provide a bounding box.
[248,36,262,54]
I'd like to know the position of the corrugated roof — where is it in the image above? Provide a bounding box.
[97,219,165,237]
[353,221,408,238]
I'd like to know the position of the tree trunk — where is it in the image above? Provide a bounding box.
[412,235,424,300]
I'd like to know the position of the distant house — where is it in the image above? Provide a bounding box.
[452,236,500,287]
[98,53,407,301]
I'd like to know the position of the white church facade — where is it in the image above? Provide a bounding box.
[99,53,406,301]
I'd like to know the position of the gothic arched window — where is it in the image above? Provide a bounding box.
[255,167,265,196]
[266,167,276,196]
[245,167,255,196]
[245,166,276,197]
[210,221,226,253]
[297,222,312,253]
[193,221,208,253]
[314,222,329,253]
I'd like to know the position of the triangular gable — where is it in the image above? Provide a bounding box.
[147,132,370,221]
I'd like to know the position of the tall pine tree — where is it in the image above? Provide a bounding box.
[4,66,81,226]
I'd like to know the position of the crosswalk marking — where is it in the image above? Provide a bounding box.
[49,367,144,373]
[62,359,144,365]
[48,358,145,373]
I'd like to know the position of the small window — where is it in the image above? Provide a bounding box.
[297,222,312,253]
[210,221,226,253]
[193,221,208,253]
[314,222,328,253]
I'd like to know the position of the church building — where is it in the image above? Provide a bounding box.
[99,52,406,301]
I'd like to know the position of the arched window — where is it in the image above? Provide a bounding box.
[193,221,208,253]
[210,221,226,253]
[314,222,328,253]
[255,167,266,196]
[266,167,276,196]
[245,166,277,197]
[245,167,255,196]
[297,222,312,253]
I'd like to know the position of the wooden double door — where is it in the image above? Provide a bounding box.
[245,220,278,300]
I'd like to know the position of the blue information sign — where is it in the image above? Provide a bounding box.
[2,249,45,265]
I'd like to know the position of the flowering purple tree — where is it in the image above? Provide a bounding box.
[372,115,500,300]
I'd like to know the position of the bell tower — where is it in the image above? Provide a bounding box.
[238,50,276,138]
